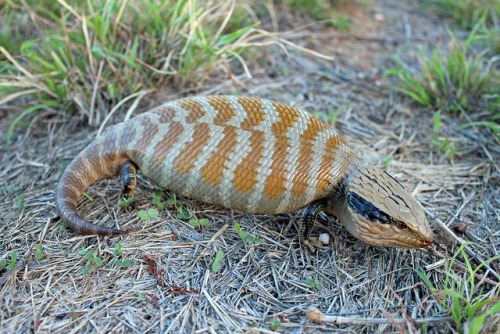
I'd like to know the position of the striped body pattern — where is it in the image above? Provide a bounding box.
[130,96,356,214]
[56,95,434,248]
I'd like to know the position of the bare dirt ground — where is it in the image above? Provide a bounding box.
[1,0,499,333]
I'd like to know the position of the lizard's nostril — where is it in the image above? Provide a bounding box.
[421,238,433,247]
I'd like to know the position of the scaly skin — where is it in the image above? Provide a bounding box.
[56,96,434,248]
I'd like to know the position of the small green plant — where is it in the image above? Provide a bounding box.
[234,223,262,244]
[0,184,21,193]
[119,197,135,208]
[189,218,210,227]
[134,291,142,300]
[270,319,282,330]
[0,251,17,270]
[422,0,500,29]
[138,208,159,229]
[34,244,48,261]
[17,195,24,210]
[113,243,132,267]
[112,243,124,256]
[212,250,224,273]
[166,196,190,219]
[152,189,165,210]
[306,277,323,291]
[386,25,497,114]
[177,206,190,219]
[78,249,103,275]
[282,0,351,30]
[413,243,500,334]
[115,258,132,268]
[431,111,456,159]
[166,197,182,206]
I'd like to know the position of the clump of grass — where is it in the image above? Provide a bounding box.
[432,110,456,159]
[422,0,500,29]
[280,0,352,30]
[386,25,499,115]
[412,243,500,334]
[482,27,500,55]
[0,0,264,126]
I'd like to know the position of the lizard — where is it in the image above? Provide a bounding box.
[56,95,434,250]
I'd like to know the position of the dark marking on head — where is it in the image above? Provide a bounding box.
[384,170,404,189]
[348,192,394,225]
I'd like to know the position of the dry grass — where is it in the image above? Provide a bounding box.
[1,0,499,333]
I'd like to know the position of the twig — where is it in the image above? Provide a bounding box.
[306,307,452,325]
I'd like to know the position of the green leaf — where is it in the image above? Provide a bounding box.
[216,22,259,47]
[10,251,17,263]
[254,238,262,244]
[157,202,165,210]
[215,250,224,261]
[412,267,437,291]
[95,257,103,266]
[316,282,323,291]
[7,104,47,152]
[270,319,281,330]
[148,208,159,218]
[119,200,127,208]
[7,263,15,270]
[245,236,253,243]
[114,259,123,267]
[234,223,241,232]
[189,219,199,226]
[212,261,220,273]
[485,301,500,315]
[35,252,42,260]
[91,46,118,63]
[469,314,486,334]
[122,259,132,267]
[0,260,7,268]
[85,252,95,261]
[35,245,43,252]
[199,219,209,226]
[138,210,149,220]
[239,231,247,239]
[306,279,316,287]
[82,269,89,275]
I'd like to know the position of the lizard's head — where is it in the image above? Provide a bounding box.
[330,165,434,249]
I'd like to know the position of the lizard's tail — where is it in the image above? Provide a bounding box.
[56,134,130,236]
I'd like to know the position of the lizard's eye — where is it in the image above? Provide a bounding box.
[396,221,408,230]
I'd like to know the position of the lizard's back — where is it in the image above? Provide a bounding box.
[111,96,354,214]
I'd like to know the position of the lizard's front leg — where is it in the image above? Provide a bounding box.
[298,201,327,252]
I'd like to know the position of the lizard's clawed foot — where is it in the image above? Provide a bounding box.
[301,236,324,253]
